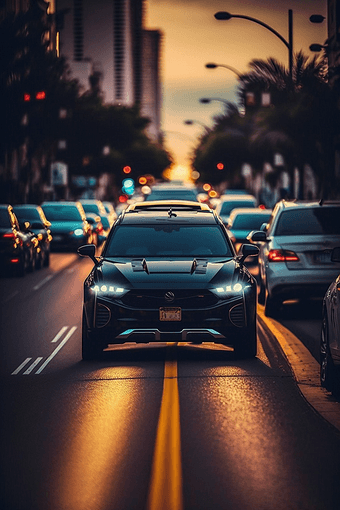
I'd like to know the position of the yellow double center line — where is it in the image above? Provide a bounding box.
[147,343,183,510]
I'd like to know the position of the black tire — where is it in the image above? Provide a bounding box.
[264,293,280,318]
[233,321,257,359]
[320,315,340,395]
[43,250,50,267]
[258,277,266,305]
[82,313,103,361]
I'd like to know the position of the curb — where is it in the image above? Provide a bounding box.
[257,304,340,432]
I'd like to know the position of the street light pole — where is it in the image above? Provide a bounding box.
[205,62,242,78]
[214,10,293,79]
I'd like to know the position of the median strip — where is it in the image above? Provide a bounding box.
[147,343,183,510]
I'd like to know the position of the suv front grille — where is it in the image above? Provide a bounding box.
[121,290,218,309]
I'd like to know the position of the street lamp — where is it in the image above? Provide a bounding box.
[205,62,242,78]
[214,10,293,79]
[184,119,210,132]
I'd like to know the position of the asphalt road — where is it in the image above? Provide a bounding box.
[1,254,340,510]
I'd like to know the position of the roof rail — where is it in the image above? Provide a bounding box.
[125,200,212,212]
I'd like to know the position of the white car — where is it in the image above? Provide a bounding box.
[248,200,340,317]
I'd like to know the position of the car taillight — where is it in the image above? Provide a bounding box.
[96,223,104,234]
[3,232,15,238]
[268,249,299,262]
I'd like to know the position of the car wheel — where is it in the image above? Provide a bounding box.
[264,292,280,318]
[233,320,257,359]
[82,313,103,361]
[320,315,340,395]
[44,250,50,267]
[258,277,266,305]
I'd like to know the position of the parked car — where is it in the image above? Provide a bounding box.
[320,247,340,396]
[13,204,52,268]
[215,194,257,225]
[78,200,259,360]
[0,204,38,276]
[227,207,272,251]
[248,200,340,317]
[41,201,93,251]
[79,199,113,235]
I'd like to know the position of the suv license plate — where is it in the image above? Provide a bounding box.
[159,307,181,321]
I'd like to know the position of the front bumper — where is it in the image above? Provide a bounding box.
[85,290,255,345]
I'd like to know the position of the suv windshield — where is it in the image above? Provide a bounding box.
[105,225,232,257]
[42,205,82,221]
[232,213,271,230]
[275,207,340,236]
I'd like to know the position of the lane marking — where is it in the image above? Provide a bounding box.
[2,290,19,304]
[11,358,32,375]
[23,357,43,375]
[147,343,183,510]
[51,326,69,343]
[35,326,77,374]
[33,274,54,291]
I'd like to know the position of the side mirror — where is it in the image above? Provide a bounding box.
[238,243,259,264]
[20,221,31,232]
[260,223,268,231]
[247,230,267,243]
[77,244,99,265]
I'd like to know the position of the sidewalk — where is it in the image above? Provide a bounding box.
[258,304,340,432]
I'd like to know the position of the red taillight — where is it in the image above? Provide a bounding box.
[268,249,299,262]
[96,224,104,234]
[3,232,15,239]
[10,258,20,263]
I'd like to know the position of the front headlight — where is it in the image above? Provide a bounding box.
[72,228,84,236]
[211,283,251,298]
[91,284,128,298]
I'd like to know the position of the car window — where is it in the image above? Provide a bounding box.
[145,190,197,201]
[0,209,10,227]
[219,200,256,215]
[42,205,82,221]
[231,214,272,230]
[105,225,232,257]
[275,207,340,236]
[82,204,100,214]
[13,208,41,221]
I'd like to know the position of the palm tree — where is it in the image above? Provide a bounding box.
[239,51,338,198]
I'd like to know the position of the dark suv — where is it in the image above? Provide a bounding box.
[78,201,259,360]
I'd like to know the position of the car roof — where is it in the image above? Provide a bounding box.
[229,207,272,217]
[120,201,218,225]
[219,194,256,202]
[279,199,340,209]
[125,200,211,212]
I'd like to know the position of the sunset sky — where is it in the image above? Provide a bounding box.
[146,0,328,177]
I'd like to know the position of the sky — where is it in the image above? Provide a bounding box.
[145,0,328,178]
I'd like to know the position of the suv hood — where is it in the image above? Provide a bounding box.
[98,257,237,288]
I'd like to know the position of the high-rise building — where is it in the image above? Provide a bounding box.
[57,0,144,105]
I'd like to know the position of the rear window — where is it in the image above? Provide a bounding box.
[105,225,232,257]
[145,190,197,201]
[219,200,256,215]
[231,213,272,230]
[275,207,340,236]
